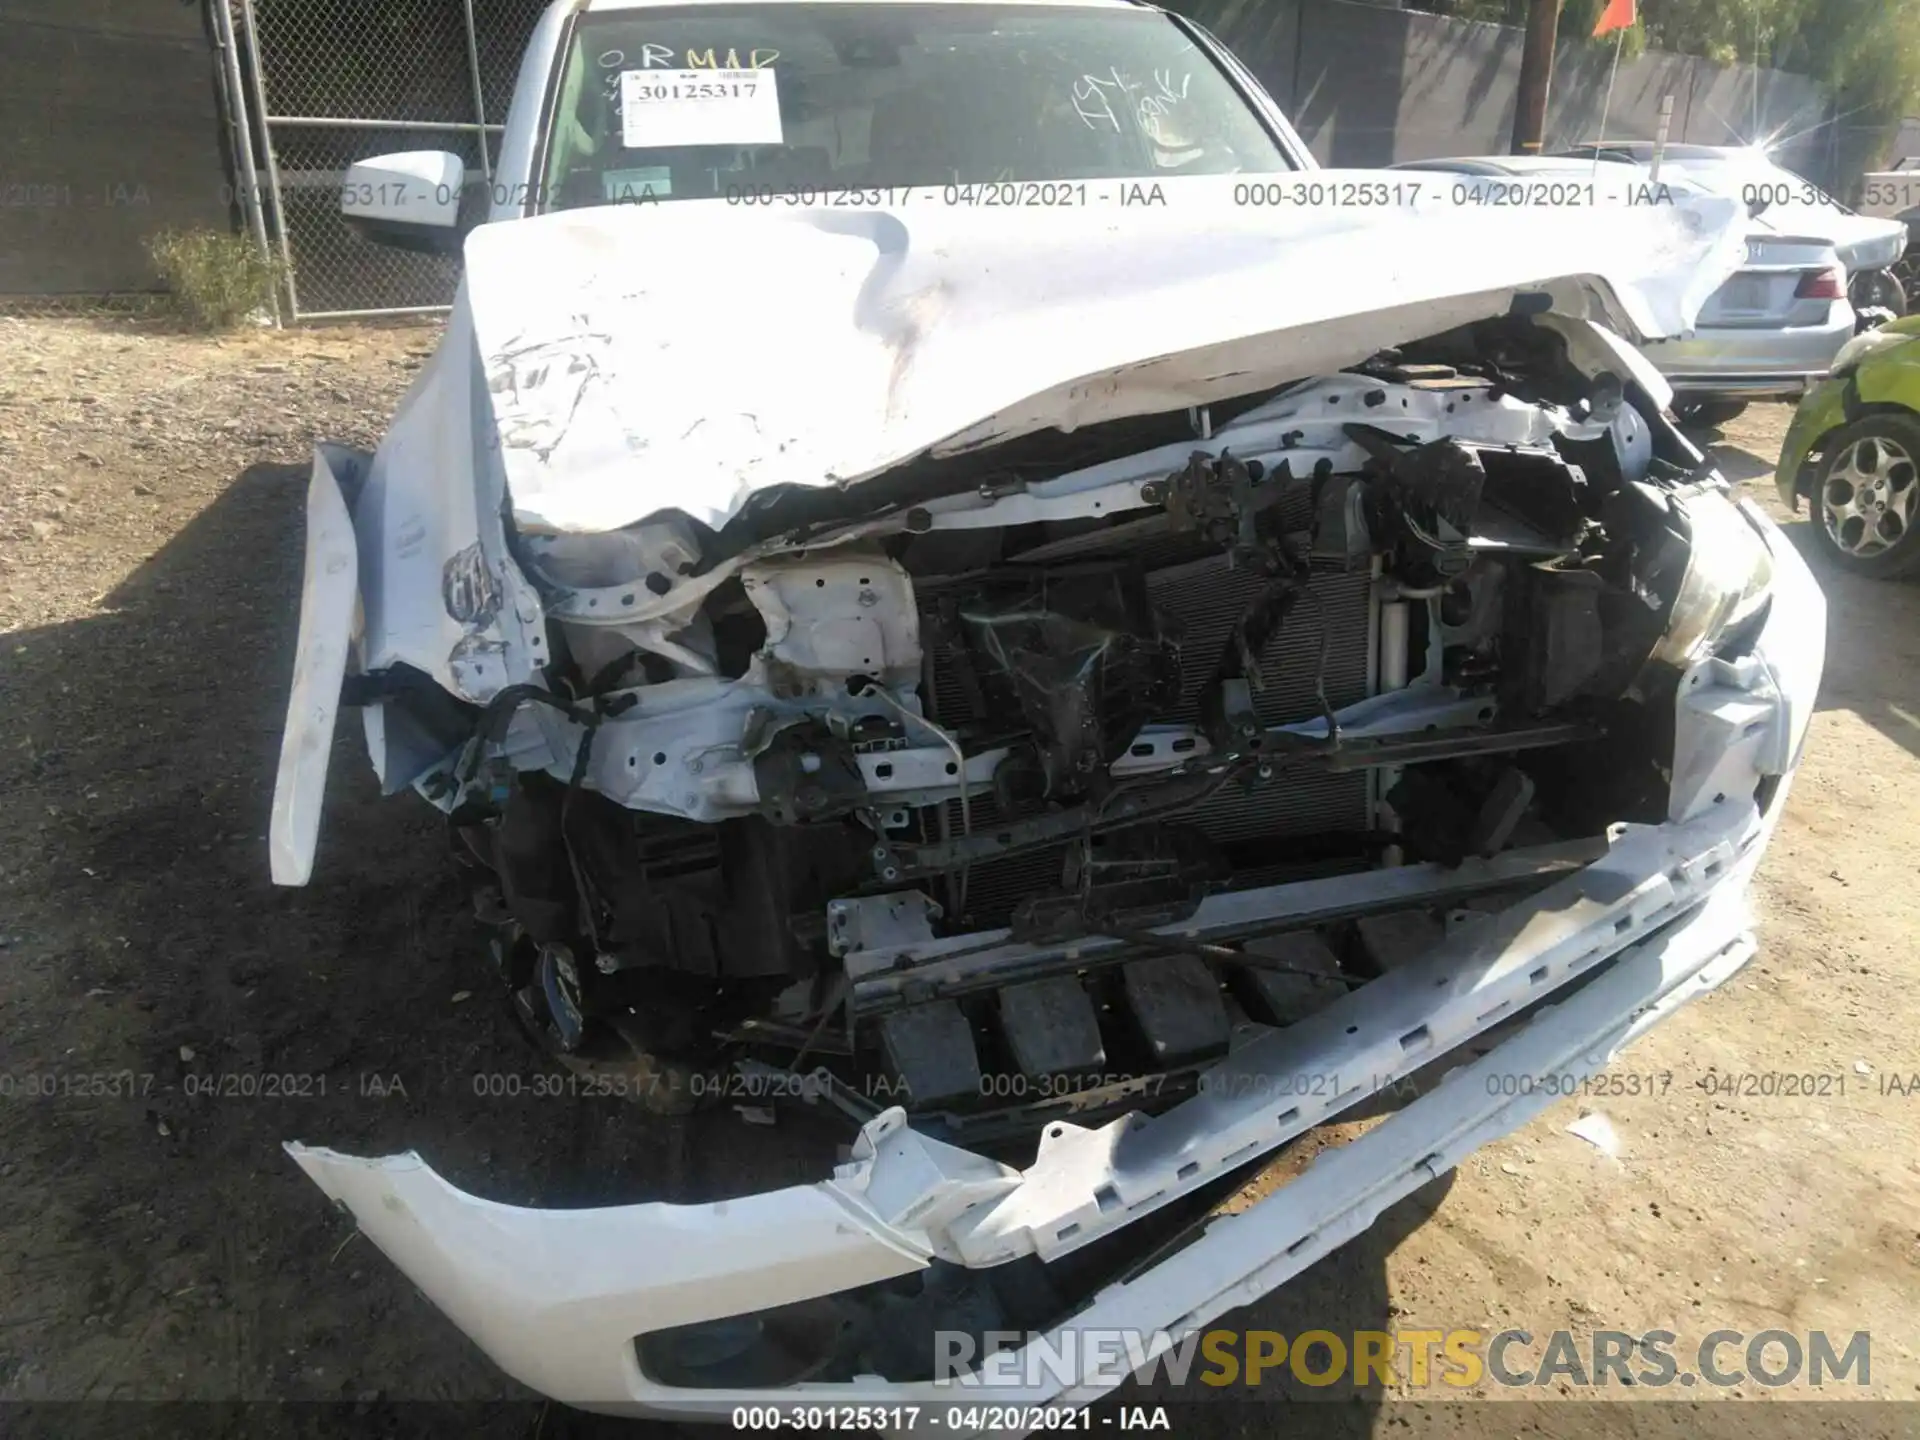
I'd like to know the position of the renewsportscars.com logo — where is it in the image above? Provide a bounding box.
[931,1327,1873,1391]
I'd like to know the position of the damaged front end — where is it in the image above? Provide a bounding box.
[272,197,1820,1418]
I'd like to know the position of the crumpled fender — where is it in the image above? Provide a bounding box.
[270,286,554,885]
[351,286,548,714]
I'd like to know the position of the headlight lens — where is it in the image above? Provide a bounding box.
[1650,490,1774,671]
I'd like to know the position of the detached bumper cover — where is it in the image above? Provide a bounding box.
[288,500,1824,1420]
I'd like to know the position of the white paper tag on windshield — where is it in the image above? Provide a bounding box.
[621,68,783,148]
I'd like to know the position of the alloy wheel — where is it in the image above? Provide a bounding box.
[1821,434,1918,557]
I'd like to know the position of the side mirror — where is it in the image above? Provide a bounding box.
[340,152,468,255]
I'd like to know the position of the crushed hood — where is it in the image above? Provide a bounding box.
[460,173,1747,535]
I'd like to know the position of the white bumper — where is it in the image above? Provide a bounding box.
[288,499,1824,1422]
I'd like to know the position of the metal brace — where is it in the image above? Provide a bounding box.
[826,890,944,958]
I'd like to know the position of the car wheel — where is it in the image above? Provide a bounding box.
[1675,398,1748,428]
[1808,415,1920,579]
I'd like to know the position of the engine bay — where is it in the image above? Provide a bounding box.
[410,315,1759,1140]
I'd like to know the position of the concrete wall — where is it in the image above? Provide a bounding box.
[0,0,234,296]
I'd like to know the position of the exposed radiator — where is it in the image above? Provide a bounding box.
[923,550,1377,926]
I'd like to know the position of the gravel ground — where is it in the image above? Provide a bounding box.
[0,316,1916,1439]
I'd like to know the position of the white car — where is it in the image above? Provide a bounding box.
[273,0,1825,1422]
[1559,141,1910,317]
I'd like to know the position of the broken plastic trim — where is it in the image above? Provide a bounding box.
[283,796,1772,1419]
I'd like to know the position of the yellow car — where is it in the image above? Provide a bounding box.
[1777,313,1920,576]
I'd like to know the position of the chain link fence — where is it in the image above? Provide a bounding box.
[232,0,552,320]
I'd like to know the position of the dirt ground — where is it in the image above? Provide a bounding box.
[2,314,1918,1439]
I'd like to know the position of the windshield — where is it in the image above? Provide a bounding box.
[540,3,1294,209]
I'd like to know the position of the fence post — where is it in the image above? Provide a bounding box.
[237,0,301,319]
[462,0,495,183]
[210,0,279,324]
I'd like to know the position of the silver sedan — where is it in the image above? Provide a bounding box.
[1394,155,1854,426]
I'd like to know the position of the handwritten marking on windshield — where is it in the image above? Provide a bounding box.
[602,43,780,68]
[597,46,677,68]
[1072,72,1122,131]
[685,47,781,69]
[1072,67,1192,140]
[1139,70,1192,145]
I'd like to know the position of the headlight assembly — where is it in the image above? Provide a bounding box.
[1650,489,1774,671]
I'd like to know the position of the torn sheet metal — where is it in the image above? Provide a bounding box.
[460,175,1746,535]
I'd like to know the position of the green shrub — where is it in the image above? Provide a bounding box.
[146,228,285,330]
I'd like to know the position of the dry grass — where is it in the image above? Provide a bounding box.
[145,228,285,331]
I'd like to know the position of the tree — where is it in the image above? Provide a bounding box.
[1412,0,1920,123]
